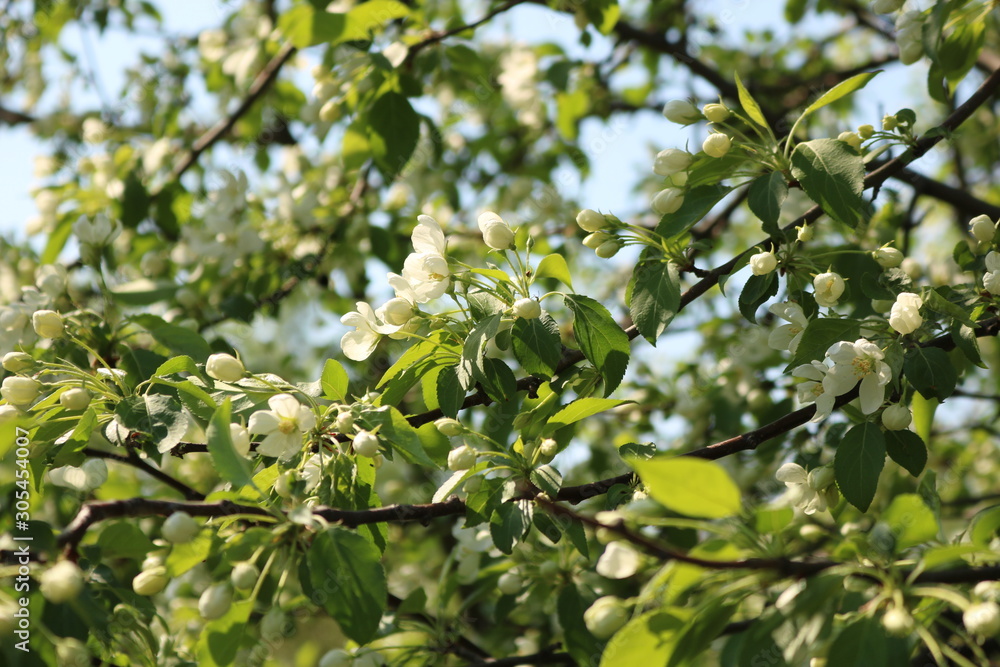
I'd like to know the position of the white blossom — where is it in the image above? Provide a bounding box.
[341,302,399,361]
[477,211,515,250]
[40,561,84,603]
[596,542,641,579]
[768,302,808,353]
[984,251,1000,295]
[775,463,836,514]
[402,215,450,301]
[793,361,836,422]
[48,458,107,492]
[813,272,845,307]
[963,601,1000,638]
[248,394,316,460]
[749,248,778,276]
[823,339,892,414]
[73,214,121,247]
[888,292,923,334]
[584,596,629,639]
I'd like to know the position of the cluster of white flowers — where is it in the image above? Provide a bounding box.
[0,264,69,355]
[341,214,452,361]
[175,170,264,272]
[198,10,272,86]
[793,338,892,421]
[247,393,317,460]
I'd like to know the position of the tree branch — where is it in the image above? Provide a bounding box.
[83,447,205,501]
[160,41,297,190]
[405,0,530,64]
[891,167,1000,220]
[0,102,35,127]
[463,647,575,666]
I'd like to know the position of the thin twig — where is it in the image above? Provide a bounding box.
[83,447,204,501]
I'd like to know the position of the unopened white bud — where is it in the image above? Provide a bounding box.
[873,246,903,268]
[447,444,477,471]
[2,376,40,406]
[206,353,245,382]
[702,103,731,123]
[133,566,168,596]
[881,404,912,430]
[32,310,64,338]
[353,430,380,457]
[702,133,732,158]
[749,249,778,276]
[231,562,259,590]
[435,417,464,436]
[198,584,233,620]
[652,188,684,215]
[662,99,701,125]
[161,511,200,544]
[970,215,997,243]
[59,388,90,411]
[576,209,607,233]
[513,298,541,319]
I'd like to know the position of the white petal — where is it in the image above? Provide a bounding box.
[412,215,446,255]
[776,462,808,484]
[248,410,279,435]
[858,374,885,414]
[596,542,641,579]
[341,329,379,361]
[268,394,301,419]
[255,432,290,458]
[296,406,317,431]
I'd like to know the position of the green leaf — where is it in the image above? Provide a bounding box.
[458,313,501,391]
[755,506,794,534]
[951,323,986,368]
[556,88,589,140]
[801,71,881,117]
[278,4,347,48]
[342,121,371,171]
[120,173,150,229]
[165,532,213,577]
[342,1,409,41]
[564,294,630,396]
[109,279,177,306]
[321,359,350,401]
[903,347,957,400]
[154,355,200,377]
[884,494,938,549]
[557,586,602,665]
[530,465,562,497]
[970,505,1000,547]
[115,394,188,453]
[791,139,865,228]
[534,252,574,290]
[826,617,888,667]
[512,315,561,376]
[630,457,741,519]
[545,397,630,434]
[785,318,862,370]
[207,399,256,492]
[361,406,436,467]
[368,92,420,178]
[655,184,732,240]
[308,527,386,645]
[601,609,691,666]
[197,600,252,667]
[834,422,886,512]
[734,72,769,128]
[885,430,927,477]
[747,171,787,235]
[479,357,517,404]
[490,500,533,554]
[738,272,778,324]
[97,521,157,560]
[436,365,465,418]
[583,0,620,34]
[630,260,681,344]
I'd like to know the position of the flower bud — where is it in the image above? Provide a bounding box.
[318,99,342,123]
[963,601,1000,638]
[2,376,40,406]
[662,99,701,124]
[702,103,731,123]
[40,560,84,603]
[231,562,259,590]
[873,246,903,268]
[133,566,168,596]
[56,638,89,665]
[813,272,845,308]
[595,239,623,259]
[749,249,778,276]
[0,405,21,423]
[576,209,607,233]
[59,387,90,411]
[539,437,558,458]
[35,264,66,297]
[199,583,233,620]
[274,470,295,498]
[881,403,912,430]
[888,292,922,335]
[857,124,875,139]
[900,257,922,280]
[435,417,464,436]
[497,571,523,595]
[837,131,862,151]
[796,224,814,242]
[381,297,414,326]
[260,607,287,640]
[652,187,684,215]
[882,607,915,636]
[353,430,380,457]
[2,352,34,373]
[447,444,477,471]
[334,410,355,433]
[582,231,612,249]
[513,298,541,320]
[702,133,732,158]
[882,114,899,131]
[584,596,629,639]
[478,211,516,250]
[229,423,251,457]
[970,215,997,243]
[652,148,693,177]
[32,310,64,338]
[162,511,200,544]
[206,353,245,382]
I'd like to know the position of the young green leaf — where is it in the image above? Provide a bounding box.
[321,359,350,401]
[629,457,742,519]
[801,71,881,118]
[512,315,561,376]
[564,294,630,396]
[734,72,769,128]
[738,272,778,324]
[790,139,865,228]
[630,260,681,345]
[834,422,886,512]
[207,398,256,492]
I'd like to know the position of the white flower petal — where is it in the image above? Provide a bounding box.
[775,462,808,484]
[248,410,279,435]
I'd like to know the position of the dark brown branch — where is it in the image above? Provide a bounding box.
[891,167,1000,220]
[161,41,297,189]
[0,102,35,126]
[83,447,204,501]
[463,647,575,667]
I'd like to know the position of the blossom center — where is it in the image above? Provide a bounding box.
[277,417,298,435]
[852,356,873,376]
